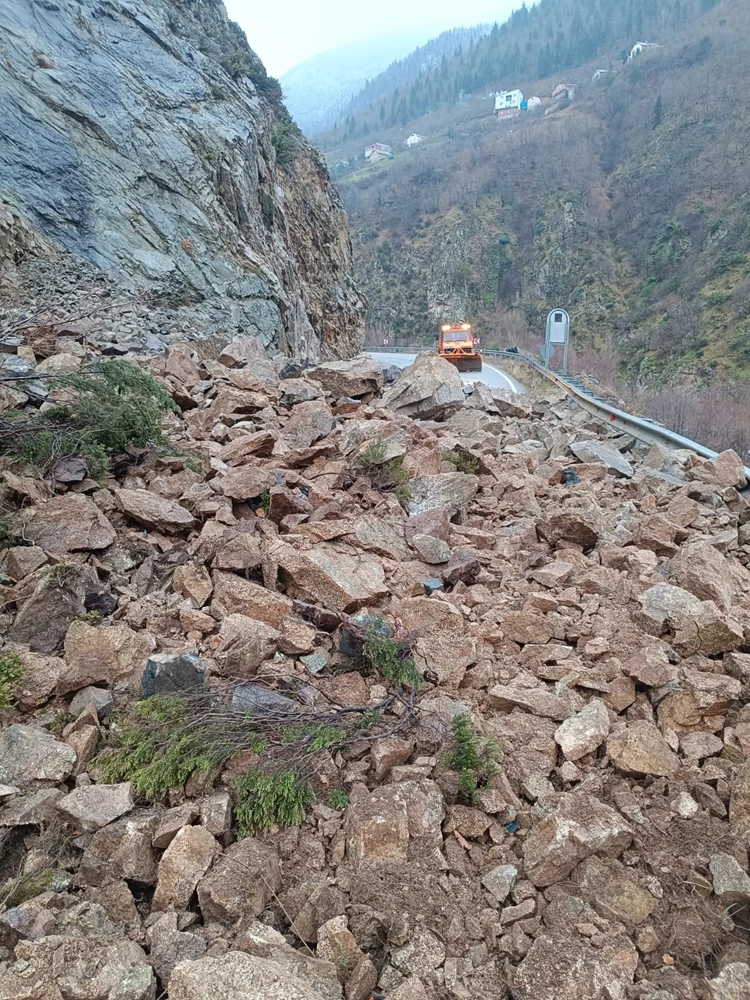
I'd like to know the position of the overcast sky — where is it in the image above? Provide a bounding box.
[224,1,521,76]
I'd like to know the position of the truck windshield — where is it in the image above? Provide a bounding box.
[443,330,470,342]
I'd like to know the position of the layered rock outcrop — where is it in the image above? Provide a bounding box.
[0,0,365,359]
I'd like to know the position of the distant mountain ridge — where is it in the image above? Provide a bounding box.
[281,29,435,135]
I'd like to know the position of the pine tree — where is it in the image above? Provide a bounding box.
[653,94,664,129]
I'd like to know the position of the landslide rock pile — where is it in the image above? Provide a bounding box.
[0,0,365,360]
[2,338,750,1000]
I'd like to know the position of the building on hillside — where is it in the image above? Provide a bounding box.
[629,41,661,60]
[364,142,393,163]
[495,89,523,119]
[405,133,427,147]
[526,96,543,109]
[551,84,575,101]
[593,68,617,82]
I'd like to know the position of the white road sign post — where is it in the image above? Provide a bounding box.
[545,309,570,373]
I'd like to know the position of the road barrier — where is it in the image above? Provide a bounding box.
[372,347,750,480]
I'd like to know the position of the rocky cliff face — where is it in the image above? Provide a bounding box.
[0,0,365,360]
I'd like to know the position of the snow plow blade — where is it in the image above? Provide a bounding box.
[445,353,483,373]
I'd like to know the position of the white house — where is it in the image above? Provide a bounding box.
[405,133,426,147]
[495,89,523,120]
[364,142,393,163]
[629,41,661,60]
[495,89,523,112]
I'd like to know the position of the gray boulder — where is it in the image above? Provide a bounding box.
[0,725,75,790]
[382,353,465,420]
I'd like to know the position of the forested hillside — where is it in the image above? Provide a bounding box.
[335,24,492,135]
[326,0,750,403]
[320,0,724,142]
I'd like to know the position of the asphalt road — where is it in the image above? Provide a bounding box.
[369,351,521,393]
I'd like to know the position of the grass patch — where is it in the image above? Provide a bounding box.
[96,683,418,835]
[1,867,55,908]
[98,697,229,798]
[362,619,422,688]
[445,712,499,804]
[234,769,314,836]
[441,449,479,475]
[328,788,349,811]
[354,439,410,505]
[0,650,24,711]
[272,115,303,170]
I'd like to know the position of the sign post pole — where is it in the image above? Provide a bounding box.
[545,309,570,373]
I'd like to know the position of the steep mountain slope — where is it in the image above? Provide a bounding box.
[280,29,435,136]
[329,0,750,384]
[332,24,492,135]
[0,0,365,360]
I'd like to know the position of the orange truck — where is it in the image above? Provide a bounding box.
[437,323,482,373]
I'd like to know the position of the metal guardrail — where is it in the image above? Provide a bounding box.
[371,346,750,480]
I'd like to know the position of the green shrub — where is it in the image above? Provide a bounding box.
[2,360,177,478]
[234,769,314,836]
[445,712,499,803]
[0,650,24,711]
[98,697,227,797]
[362,621,421,688]
[328,788,349,811]
[441,449,479,474]
[258,490,271,514]
[354,440,410,504]
[271,116,302,170]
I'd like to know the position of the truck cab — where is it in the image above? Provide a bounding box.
[437,323,483,372]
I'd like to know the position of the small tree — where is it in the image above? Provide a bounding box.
[1,359,177,478]
[652,94,664,130]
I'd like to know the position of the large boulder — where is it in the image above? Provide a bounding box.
[80,811,159,886]
[307,355,384,398]
[115,488,196,533]
[689,449,747,489]
[282,400,334,449]
[60,620,156,695]
[405,473,479,516]
[512,926,638,1000]
[9,574,87,654]
[344,780,444,870]
[607,720,680,777]
[142,651,207,697]
[671,539,746,611]
[522,792,634,887]
[570,439,633,478]
[395,596,473,686]
[197,839,281,924]
[212,572,293,626]
[55,783,135,832]
[213,615,280,677]
[24,494,116,552]
[636,583,744,656]
[554,699,610,761]
[215,466,276,502]
[381,353,464,420]
[273,541,388,614]
[707,963,750,1000]
[169,952,330,1000]
[152,826,221,911]
[0,725,76,790]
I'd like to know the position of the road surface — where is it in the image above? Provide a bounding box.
[369,351,521,393]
